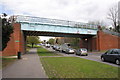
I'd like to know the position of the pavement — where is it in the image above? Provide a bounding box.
[2,48,47,78]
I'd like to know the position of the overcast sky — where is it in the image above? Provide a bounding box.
[0,0,120,41]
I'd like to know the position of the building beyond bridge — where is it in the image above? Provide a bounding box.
[2,15,120,56]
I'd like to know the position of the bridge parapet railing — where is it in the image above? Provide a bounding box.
[103,29,120,37]
[15,15,98,29]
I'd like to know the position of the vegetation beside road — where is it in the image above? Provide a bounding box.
[1,13,14,51]
[27,36,40,48]
[37,47,62,56]
[40,57,119,78]
[26,44,41,52]
[27,44,41,48]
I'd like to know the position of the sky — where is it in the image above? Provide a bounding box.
[0,0,120,41]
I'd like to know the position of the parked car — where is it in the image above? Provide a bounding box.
[55,45,60,51]
[61,43,71,52]
[45,44,50,48]
[101,49,120,65]
[51,45,54,48]
[58,45,63,52]
[52,45,56,50]
[75,48,88,56]
[52,44,59,50]
[65,48,75,54]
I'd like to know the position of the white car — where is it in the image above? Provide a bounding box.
[65,48,75,54]
[75,48,88,56]
[45,44,50,48]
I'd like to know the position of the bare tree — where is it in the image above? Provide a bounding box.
[107,4,118,32]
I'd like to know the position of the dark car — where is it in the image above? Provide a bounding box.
[75,48,88,56]
[101,49,120,65]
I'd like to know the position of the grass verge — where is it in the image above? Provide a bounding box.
[26,48,30,52]
[27,44,41,48]
[2,58,16,68]
[40,57,119,78]
[37,47,62,56]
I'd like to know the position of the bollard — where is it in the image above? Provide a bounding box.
[17,52,21,59]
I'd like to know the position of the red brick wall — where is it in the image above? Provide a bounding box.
[79,31,119,51]
[97,31,120,51]
[2,23,25,56]
[87,38,92,51]
[91,37,97,51]
[119,38,120,48]
[2,33,17,56]
[79,38,88,49]
[79,38,96,51]
[20,31,26,54]
[13,23,21,52]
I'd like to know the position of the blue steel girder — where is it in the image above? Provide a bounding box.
[23,30,95,38]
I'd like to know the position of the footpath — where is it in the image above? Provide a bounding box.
[2,48,47,78]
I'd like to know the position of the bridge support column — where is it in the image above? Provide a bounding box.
[79,38,88,50]
[20,30,27,54]
[79,37,97,51]
[96,30,120,51]
[2,23,26,56]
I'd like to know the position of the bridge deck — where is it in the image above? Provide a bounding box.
[14,15,98,35]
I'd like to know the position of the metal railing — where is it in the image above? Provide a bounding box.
[15,15,98,29]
